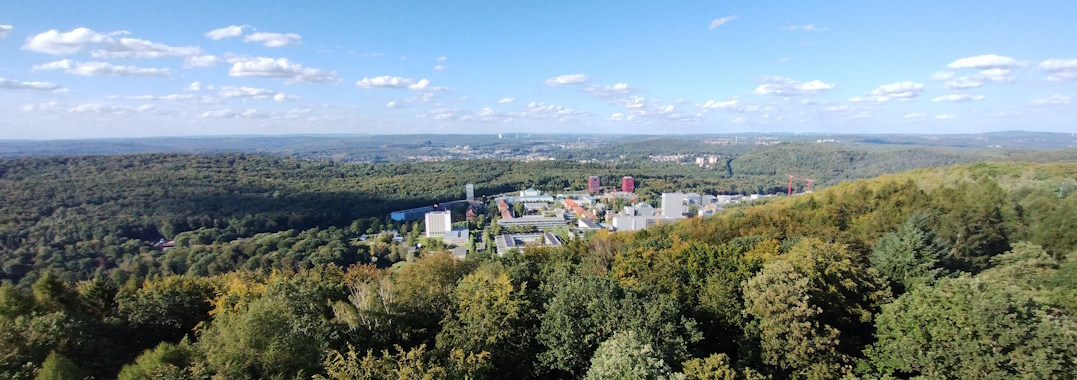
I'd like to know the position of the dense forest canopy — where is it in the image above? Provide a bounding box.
[1,157,1076,379]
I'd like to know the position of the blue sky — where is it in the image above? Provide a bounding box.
[1,1,1075,139]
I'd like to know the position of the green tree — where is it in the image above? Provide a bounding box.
[538,270,700,377]
[117,341,193,380]
[34,352,86,380]
[317,344,449,380]
[584,330,681,380]
[866,275,1077,379]
[435,262,532,378]
[869,214,947,294]
[742,260,843,379]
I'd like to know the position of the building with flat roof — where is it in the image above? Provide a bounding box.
[612,215,655,231]
[496,215,569,229]
[588,176,601,193]
[661,193,686,218]
[390,205,435,221]
[622,176,634,193]
[495,232,563,256]
[443,229,470,246]
[425,210,452,238]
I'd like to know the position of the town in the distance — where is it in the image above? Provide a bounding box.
[376,175,780,259]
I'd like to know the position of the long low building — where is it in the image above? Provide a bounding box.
[390,200,470,221]
[496,215,569,229]
[610,215,682,232]
[390,206,435,221]
[495,232,563,256]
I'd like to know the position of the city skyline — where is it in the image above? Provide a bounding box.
[1,1,1075,139]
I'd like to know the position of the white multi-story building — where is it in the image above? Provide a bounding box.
[661,193,686,218]
[425,210,452,238]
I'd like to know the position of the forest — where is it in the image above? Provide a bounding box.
[4,147,1048,286]
[2,158,1076,379]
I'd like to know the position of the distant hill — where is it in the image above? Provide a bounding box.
[2,132,1075,161]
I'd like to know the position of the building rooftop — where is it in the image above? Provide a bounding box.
[495,232,564,256]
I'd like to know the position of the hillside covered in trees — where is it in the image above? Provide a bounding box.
[6,148,1066,286]
[2,160,1076,379]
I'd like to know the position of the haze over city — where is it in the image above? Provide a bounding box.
[1,1,1075,139]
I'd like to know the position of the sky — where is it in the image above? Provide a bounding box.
[1,1,1075,139]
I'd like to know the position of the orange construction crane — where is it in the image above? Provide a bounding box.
[785,175,814,195]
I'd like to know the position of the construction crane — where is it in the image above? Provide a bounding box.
[785,174,815,195]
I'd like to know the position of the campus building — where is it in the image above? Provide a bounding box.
[622,176,634,193]
[424,210,452,238]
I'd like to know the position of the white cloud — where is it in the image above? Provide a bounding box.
[215,86,298,102]
[457,107,511,123]
[21,101,62,112]
[228,57,339,83]
[129,94,219,104]
[929,71,955,81]
[91,37,203,59]
[934,114,956,120]
[22,27,123,55]
[185,82,202,91]
[23,27,205,62]
[850,81,925,103]
[434,65,445,71]
[201,109,259,118]
[932,93,985,102]
[584,83,631,97]
[904,113,926,119]
[732,117,746,124]
[544,74,588,86]
[753,76,835,96]
[784,24,827,31]
[944,77,985,89]
[943,69,1012,89]
[1038,59,1077,82]
[205,25,248,40]
[0,25,12,39]
[517,102,585,121]
[0,77,64,91]
[273,93,299,102]
[156,94,219,104]
[387,101,400,108]
[437,56,447,62]
[244,32,302,47]
[33,60,170,76]
[218,86,277,98]
[698,99,744,111]
[356,76,434,90]
[947,54,1017,70]
[709,15,737,29]
[497,97,515,104]
[1029,95,1070,106]
[69,103,134,114]
[184,55,223,68]
[608,113,634,121]
[583,83,698,123]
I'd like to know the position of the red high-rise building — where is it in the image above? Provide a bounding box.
[622,176,634,193]
[588,176,601,193]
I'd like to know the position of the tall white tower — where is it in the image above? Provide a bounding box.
[466,183,475,201]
